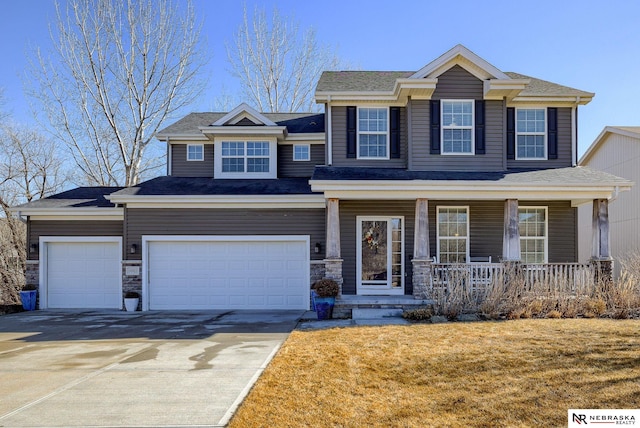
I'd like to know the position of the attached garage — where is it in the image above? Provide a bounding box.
[41,238,122,309]
[144,236,310,310]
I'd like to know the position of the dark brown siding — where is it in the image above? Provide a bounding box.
[278,144,325,177]
[28,220,123,260]
[410,99,504,171]
[339,200,415,295]
[126,208,325,261]
[428,200,576,263]
[331,107,407,168]
[170,144,214,177]
[507,107,573,169]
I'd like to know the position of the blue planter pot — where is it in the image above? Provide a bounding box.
[310,290,318,311]
[314,296,335,319]
[20,290,37,311]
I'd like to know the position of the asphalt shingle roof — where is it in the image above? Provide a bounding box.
[14,187,123,209]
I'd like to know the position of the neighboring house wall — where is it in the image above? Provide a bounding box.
[171,144,215,177]
[28,220,124,260]
[330,106,408,168]
[125,208,326,261]
[278,144,325,177]
[578,130,640,276]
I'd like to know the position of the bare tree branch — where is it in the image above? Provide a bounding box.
[27,0,208,186]
[226,5,344,113]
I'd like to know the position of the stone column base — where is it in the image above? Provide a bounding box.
[412,259,432,300]
[25,260,39,286]
[323,258,343,295]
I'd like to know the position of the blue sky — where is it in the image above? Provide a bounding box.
[1,0,639,156]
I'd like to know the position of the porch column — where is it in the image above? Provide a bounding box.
[412,198,432,299]
[324,198,343,290]
[502,199,521,262]
[591,198,613,283]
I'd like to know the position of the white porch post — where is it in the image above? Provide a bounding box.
[412,198,432,299]
[502,199,521,262]
[591,198,611,260]
[324,198,343,290]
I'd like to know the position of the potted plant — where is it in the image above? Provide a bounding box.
[20,284,38,311]
[124,291,140,312]
[312,279,339,320]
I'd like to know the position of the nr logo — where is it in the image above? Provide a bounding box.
[573,413,588,424]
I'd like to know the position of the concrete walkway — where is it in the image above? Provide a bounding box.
[0,310,301,427]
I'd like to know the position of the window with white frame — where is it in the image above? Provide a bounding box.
[441,100,473,154]
[437,206,469,263]
[358,107,388,158]
[518,207,547,263]
[221,141,270,173]
[516,109,546,159]
[187,144,204,161]
[293,144,310,161]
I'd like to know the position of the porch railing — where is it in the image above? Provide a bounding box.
[429,262,595,291]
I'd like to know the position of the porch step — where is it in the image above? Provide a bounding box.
[352,308,404,319]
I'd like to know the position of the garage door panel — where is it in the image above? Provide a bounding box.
[47,242,121,309]
[148,239,308,310]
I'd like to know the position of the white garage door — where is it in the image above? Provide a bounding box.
[46,241,121,309]
[147,238,309,310]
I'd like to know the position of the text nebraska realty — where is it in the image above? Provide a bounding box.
[573,413,636,425]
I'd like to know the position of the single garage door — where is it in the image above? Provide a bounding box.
[147,237,309,310]
[46,241,121,309]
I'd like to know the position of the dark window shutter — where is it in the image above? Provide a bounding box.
[430,100,440,155]
[547,107,558,159]
[506,107,515,160]
[390,107,400,158]
[475,100,485,155]
[346,106,356,158]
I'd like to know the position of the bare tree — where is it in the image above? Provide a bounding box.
[28,0,207,186]
[0,124,67,305]
[226,5,343,113]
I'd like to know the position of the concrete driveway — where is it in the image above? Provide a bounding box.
[0,310,302,427]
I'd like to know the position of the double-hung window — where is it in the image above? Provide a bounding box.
[220,141,271,173]
[437,206,469,263]
[518,207,547,263]
[293,144,310,161]
[187,144,204,161]
[516,109,546,159]
[358,107,388,159]
[441,100,474,154]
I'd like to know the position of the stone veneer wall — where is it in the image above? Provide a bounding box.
[25,261,39,286]
[122,261,142,311]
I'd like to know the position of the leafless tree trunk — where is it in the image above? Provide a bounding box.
[0,123,67,305]
[28,0,207,187]
[226,5,344,113]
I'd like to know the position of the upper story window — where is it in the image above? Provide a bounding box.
[358,107,388,159]
[214,139,276,178]
[516,109,546,159]
[187,144,204,161]
[293,144,310,161]
[441,100,474,155]
[519,207,547,263]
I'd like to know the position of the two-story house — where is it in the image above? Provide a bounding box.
[14,45,631,312]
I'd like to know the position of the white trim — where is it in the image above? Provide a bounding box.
[200,126,287,139]
[292,144,311,161]
[156,134,208,142]
[441,100,475,155]
[211,103,277,127]
[571,107,577,166]
[106,194,325,208]
[327,100,333,165]
[279,133,325,143]
[30,215,124,221]
[411,45,509,80]
[356,216,405,295]
[514,107,547,160]
[436,206,470,263]
[141,235,310,311]
[39,236,123,310]
[518,206,548,263]
[186,144,204,161]
[10,208,124,219]
[213,138,277,179]
[357,106,390,160]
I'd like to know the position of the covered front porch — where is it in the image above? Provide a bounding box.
[310,167,631,303]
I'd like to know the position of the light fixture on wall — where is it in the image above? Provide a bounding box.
[130,243,138,254]
[314,242,321,254]
[29,243,38,253]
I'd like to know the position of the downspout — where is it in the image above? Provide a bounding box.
[167,137,172,176]
[326,96,332,166]
[572,97,580,166]
[407,97,413,170]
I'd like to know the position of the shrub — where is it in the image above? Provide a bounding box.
[546,310,562,319]
[22,284,38,291]
[312,279,339,297]
[402,307,433,322]
[124,291,140,299]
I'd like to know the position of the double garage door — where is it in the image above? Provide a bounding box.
[42,237,309,310]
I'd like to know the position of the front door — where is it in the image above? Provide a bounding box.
[357,217,404,295]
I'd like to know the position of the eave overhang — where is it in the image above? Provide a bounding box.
[483,79,530,100]
[10,207,124,221]
[199,126,288,140]
[105,194,326,209]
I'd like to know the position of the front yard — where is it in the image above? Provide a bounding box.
[229,319,640,427]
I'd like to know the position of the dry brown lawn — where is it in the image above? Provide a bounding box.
[229,319,640,428]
